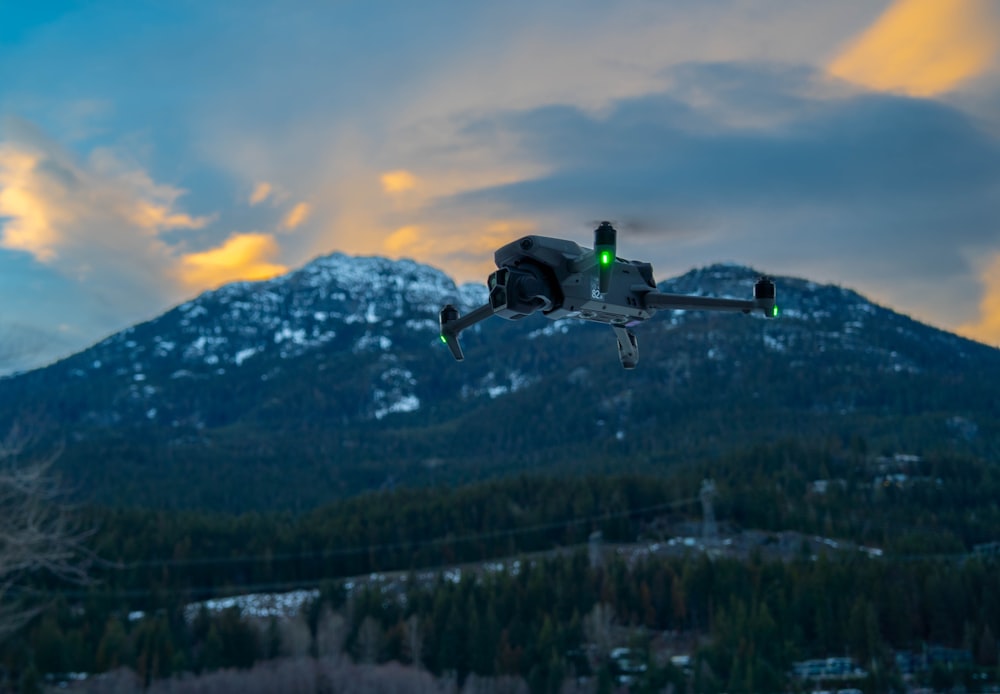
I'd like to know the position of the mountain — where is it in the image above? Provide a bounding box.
[1,253,998,510]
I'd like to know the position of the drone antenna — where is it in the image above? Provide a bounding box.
[594,221,616,294]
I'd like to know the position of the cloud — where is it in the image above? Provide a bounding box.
[281,201,310,230]
[379,219,536,282]
[382,225,426,256]
[958,253,1000,347]
[178,232,287,289]
[170,2,885,279]
[829,0,1000,97]
[429,63,1000,331]
[0,130,209,264]
[0,145,61,260]
[380,170,417,194]
[450,69,1000,215]
[0,121,295,352]
[249,181,273,205]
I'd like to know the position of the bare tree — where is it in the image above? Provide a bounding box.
[279,613,313,658]
[356,616,383,664]
[0,422,89,641]
[314,607,347,658]
[582,602,615,661]
[405,614,423,669]
[74,658,454,694]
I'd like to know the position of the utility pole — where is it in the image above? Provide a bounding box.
[700,479,718,542]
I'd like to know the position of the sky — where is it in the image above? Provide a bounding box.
[1,0,999,371]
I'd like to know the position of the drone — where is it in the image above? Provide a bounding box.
[439,222,777,369]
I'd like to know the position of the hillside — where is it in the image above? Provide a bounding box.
[1,253,998,510]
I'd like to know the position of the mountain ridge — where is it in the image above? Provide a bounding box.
[2,250,998,510]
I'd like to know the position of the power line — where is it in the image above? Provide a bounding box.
[27,495,992,603]
[105,496,701,571]
[28,543,597,601]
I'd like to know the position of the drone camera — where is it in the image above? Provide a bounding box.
[488,269,509,311]
[488,265,555,318]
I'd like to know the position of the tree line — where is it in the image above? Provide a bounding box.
[8,550,1000,692]
[6,441,1000,690]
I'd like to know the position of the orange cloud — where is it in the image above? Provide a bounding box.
[0,141,208,263]
[178,232,287,289]
[377,218,538,282]
[249,181,273,205]
[380,169,417,194]
[958,253,1000,347]
[478,219,536,249]
[128,200,208,231]
[382,219,536,259]
[281,201,311,230]
[829,0,1000,97]
[382,225,428,257]
[0,146,62,260]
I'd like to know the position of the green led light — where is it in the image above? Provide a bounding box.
[600,250,612,266]
[772,305,779,317]
[440,335,447,344]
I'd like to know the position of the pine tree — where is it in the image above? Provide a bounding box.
[95,616,133,672]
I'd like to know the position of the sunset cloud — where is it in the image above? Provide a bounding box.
[829,0,1000,97]
[0,145,62,261]
[379,218,538,282]
[380,170,417,194]
[382,225,426,257]
[249,181,273,205]
[958,253,1000,347]
[0,124,287,348]
[0,134,209,268]
[178,232,287,289]
[281,201,311,231]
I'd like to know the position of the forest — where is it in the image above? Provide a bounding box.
[4,441,1000,692]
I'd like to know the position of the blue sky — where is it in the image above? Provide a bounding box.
[1,0,999,371]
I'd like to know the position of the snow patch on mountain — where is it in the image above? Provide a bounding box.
[463,370,536,400]
[458,282,488,310]
[89,253,468,377]
[373,362,420,420]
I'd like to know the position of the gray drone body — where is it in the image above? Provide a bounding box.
[440,222,776,369]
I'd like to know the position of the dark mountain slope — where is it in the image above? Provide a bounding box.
[1,254,997,510]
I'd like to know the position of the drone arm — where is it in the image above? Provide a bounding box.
[643,277,776,316]
[445,303,494,333]
[439,303,494,361]
[642,292,760,313]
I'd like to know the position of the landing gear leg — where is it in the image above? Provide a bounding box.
[612,326,638,370]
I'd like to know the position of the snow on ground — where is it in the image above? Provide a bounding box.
[184,589,321,621]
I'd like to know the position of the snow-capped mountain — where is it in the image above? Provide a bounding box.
[37,253,486,425]
[1,252,997,510]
